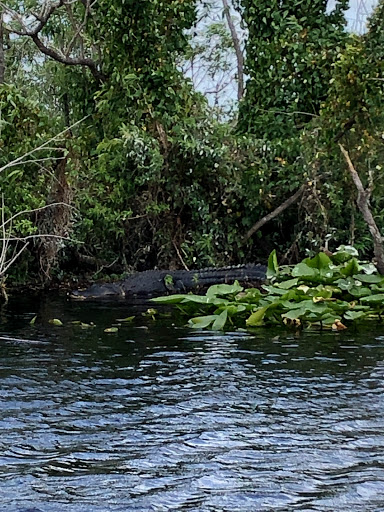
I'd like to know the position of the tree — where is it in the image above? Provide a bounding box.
[238,0,349,139]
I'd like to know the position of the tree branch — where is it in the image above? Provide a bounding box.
[2,0,106,82]
[222,0,244,101]
[339,144,384,274]
[243,185,306,243]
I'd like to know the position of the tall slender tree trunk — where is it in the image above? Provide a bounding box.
[0,10,5,84]
[222,0,244,101]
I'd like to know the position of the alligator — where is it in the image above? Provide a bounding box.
[70,264,267,300]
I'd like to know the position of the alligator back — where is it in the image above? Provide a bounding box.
[70,264,267,300]
[118,264,267,296]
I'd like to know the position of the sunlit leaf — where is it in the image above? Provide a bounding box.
[354,274,384,284]
[341,257,359,277]
[206,282,243,298]
[116,316,135,322]
[276,278,299,289]
[267,249,278,278]
[360,294,384,305]
[344,310,368,321]
[212,309,228,330]
[246,306,269,326]
[49,318,63,326]
[189,315,217,329]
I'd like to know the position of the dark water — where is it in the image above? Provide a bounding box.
[0,294,384,511]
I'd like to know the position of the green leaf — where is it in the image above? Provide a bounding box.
[152,294,192,303]
[212,309,228,330]
[246,306,269,326]
[341,257,359,277]
[262,285,288,295]
[189,315,217,329]
[303,252,332,270]
[104,327,119,333]
[292,263,317,278]
[332,245,359,263]
[116,316,135,322]
[360,294,384,305]
[267,249,278,278]
[206,282,243,298]
[276,278,299,289]
[344,310,368,321]
[80,323,95,329]
[359,263,377,275]
[348,286,371,298]
[30,315,37,325]
[354,274,384,284]
[49,318,63,326]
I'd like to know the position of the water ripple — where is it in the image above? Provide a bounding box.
[1,297,384,510]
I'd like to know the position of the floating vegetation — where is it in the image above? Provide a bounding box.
[48,318,64,326]
[152,246,384,331]
[104,327,119,333]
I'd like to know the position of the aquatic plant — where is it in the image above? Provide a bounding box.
[152,246,384,331]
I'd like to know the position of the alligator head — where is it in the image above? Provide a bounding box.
[69,282,124,300]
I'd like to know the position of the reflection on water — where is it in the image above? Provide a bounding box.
[0,294,384,511]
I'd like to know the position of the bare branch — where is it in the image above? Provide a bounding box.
[222,0,244,101]
[0,115,88,174]
[0,9,4,84]
[243,185,306,243]
[339,144,384,274]
[2,202,77,229]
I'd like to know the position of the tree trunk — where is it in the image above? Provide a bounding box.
[339,144,384,274]
[222,0,244,101]
[0,10,5,84]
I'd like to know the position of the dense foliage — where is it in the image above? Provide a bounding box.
[1,0,383,285]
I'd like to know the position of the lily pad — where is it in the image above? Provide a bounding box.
[104,327,119,333]
[49,318,63,326]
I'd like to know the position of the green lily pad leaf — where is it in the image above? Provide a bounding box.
[282,308,306,320]
[306,285,333,299]
[116,316,135,322]
[152,294,192,303]
[348,286,371,298]
[303,252,332,270]
[332,245,359,263]
[221,304,247,315]
[104,327,118,333]
[246,306,269,326]
[276,278,299,290]
[280,300,309,310]
[49,318,63,326]
[335,277,355,291]
[189,315,217,329]
[236,288,261,303]
[341,257,359,277]
[359,263,377,275]
[182,295,211,304]
[262,285,288,295]
[267,250,278,278]
[360,294,384,305]
[292,262,317,278]
[206,282,243,298]
[212,309,228,330]
[354,274,384,284]
[344,310,368,321]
